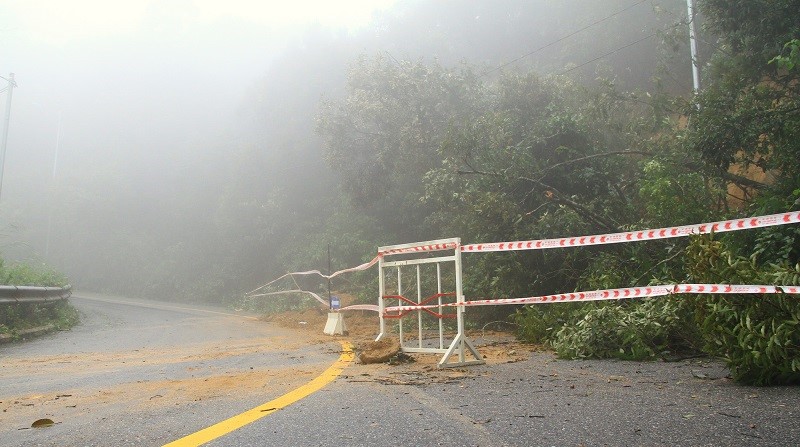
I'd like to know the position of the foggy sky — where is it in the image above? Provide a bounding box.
[0,1,395,195]
[0,1,397,255]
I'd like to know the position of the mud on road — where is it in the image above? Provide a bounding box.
[0,295,340,446]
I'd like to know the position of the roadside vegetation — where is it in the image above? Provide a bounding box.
[319,0,800,385]
[0,258,78,341]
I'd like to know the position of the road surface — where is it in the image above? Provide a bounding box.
[2,293,799,446]
[1,294,342,446]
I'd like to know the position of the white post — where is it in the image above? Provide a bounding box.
[417,264,423,348]
[686,0,701,93]
[437,262,443,349]
[397,266,403,346]
[376,255,386,341]
[45,112,62,258]
[454,238,465,363]
[0,73,16,200]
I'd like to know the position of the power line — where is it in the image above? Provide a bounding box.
[557,20,684,76]
[481,0,651,76]
[558,32,657,75]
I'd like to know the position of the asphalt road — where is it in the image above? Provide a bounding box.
[0,294,342,446]
[2,294,799,446]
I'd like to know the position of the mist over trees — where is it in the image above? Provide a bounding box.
[2,0,689,299]
[2,1,798,383]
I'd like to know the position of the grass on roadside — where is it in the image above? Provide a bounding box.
[0,258,79,341]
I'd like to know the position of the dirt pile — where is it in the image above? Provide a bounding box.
[354,337,400,364]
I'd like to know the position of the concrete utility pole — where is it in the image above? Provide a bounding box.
[45,112,63,258]
[686,0,701,92]
[0,73,16,200]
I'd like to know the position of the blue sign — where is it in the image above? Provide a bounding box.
[330,295,341,310]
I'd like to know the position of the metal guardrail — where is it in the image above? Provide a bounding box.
[0,285,72,304]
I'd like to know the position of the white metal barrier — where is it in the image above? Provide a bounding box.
[376,238,484,368]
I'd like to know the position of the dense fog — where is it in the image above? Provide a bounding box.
[0,0,695,302]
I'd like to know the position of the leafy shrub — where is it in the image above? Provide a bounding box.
[550,298,696,360]
[686,235,800,385]
[513,295,698,360]
[512,302,582,344]
[0,259,68,287]
[0,301,79,336]
[639,159,720,226]
[0,258,76,338]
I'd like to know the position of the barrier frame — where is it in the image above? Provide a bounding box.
[376,238,484,368]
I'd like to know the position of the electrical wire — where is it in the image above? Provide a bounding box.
[557,21,684,76]
[481,0,651,76]
[558,32,658,75]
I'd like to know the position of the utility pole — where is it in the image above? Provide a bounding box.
[0,73,16,200]
[45,112,63,258]
[686,0,701,93]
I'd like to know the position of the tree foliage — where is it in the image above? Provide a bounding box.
[689,0,800,200]
[686,235,800,385]
[313,1,800,385]
[318,56,486,240]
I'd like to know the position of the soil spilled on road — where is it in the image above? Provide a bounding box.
[260,296,538,386]
[1,312,334,432]
[2,296,529,432]
[1,365,322,431]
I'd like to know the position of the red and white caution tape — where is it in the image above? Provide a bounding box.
[379,242,459,256]
[248,211,799,306]
[384,284,800,313]
[328,256,382,277]
[248,212,800,293]
[248,241,458,296]
[340,304,381,312]
[247,289,328,306]
[247,256,380,296]
[461,211,800,253]
[247,289,381,312]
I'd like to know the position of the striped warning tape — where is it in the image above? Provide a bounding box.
[248,242,457,296]
[384,284,800,313]
[461,211,800,252]
[247,211,799,299]
[246,289,328,306]
[340,304,381,312]
[379,242,459,256]
[246,256,381,296]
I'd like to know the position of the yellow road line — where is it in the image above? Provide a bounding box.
[162,341,354,447]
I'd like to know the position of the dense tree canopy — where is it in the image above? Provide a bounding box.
[314,0,800,384]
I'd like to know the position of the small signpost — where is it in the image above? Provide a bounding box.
[323,295,346,335]
[323,245,346,335]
